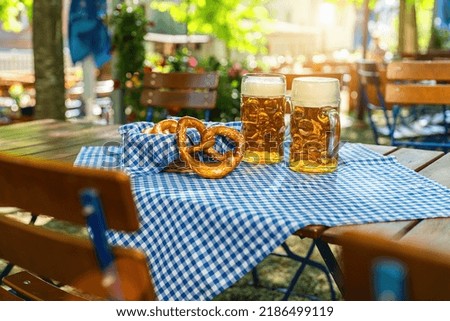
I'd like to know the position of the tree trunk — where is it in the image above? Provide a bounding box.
[32,0,65,120]
[398,0,418,56]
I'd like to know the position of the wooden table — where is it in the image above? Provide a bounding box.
[1,119,449,296]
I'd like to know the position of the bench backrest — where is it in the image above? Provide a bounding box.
[385,60,450,105]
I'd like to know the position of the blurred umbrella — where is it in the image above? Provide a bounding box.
[68,0,111,67]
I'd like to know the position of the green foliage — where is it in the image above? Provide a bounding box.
[430,26,450,49]
[0,0,32,32]
[150,0,272,56]
[110,3,148,121]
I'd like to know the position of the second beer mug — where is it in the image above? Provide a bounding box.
[240,73,286,164]
[289,77,341,173]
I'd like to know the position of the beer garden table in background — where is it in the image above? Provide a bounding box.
[0,119,449,298]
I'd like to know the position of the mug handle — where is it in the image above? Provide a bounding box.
[325,108,340,158]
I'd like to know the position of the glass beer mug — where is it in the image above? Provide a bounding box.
[240,73,286,164]
[289,77,341,173]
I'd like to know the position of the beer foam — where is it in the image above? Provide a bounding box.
[241,75,285,97]
[292,77,340,107]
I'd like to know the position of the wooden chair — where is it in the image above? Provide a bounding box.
[385,60,450,151]
[341,231,450,300]
[356,60,392,144]
[0,153,157,300]
[140,71,219,122]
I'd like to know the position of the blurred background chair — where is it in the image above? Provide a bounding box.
[356,60,450,148]
[385,60,450,151]
[0,153,156,300]
[342,231,450,300]
[356,60,394,144]
[141,71,219,122]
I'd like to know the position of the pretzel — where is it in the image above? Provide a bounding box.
[142,119,178,134]
[176,116,244,179]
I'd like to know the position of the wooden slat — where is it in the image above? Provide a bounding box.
[0,124,119,154]
[361,143,397,155]
[0,286,24,301]
[143,72,219,89]
[399,153,450,251]
[141,89,217,109]
[414,153,450,188]
[388,148,444,171]
[386,60,450,81]
[385,84,450,105]
[4,271,87,301]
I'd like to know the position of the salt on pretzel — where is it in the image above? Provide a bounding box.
[142,119,178,134]
[176,116,244,179]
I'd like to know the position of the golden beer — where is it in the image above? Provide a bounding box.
[289,77,341,173]
[240,74,286,164]
[289,105,340,173]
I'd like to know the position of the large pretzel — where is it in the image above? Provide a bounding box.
[176,116,244,179]
[142,119,178,134]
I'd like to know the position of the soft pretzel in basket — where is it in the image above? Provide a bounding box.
[142,117,244,178]
[176,116,244,179]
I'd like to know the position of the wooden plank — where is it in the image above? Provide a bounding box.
[385,84,450,105]
[0,126,119,154]
[386,60,450,81]
[362,143,398,155]
[399,153,450,252]
[0,121,104,142]
[400,218,450,253]
[28,138,121,163]
[414,153,450,188]
[389,148,444,171]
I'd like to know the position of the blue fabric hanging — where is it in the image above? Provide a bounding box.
[68,0,112,67]
[435,0,450,29]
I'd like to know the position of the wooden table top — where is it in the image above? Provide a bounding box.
[1,119,449,253]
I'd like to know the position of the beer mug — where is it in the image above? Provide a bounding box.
[240,73,286,164]
[289,77,341,173]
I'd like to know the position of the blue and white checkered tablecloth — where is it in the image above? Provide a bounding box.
[75,123,450,301]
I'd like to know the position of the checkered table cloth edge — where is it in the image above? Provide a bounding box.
[75,131,450,301]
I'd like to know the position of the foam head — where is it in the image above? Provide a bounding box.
[292,77,340,107]
[241,73,286,97]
